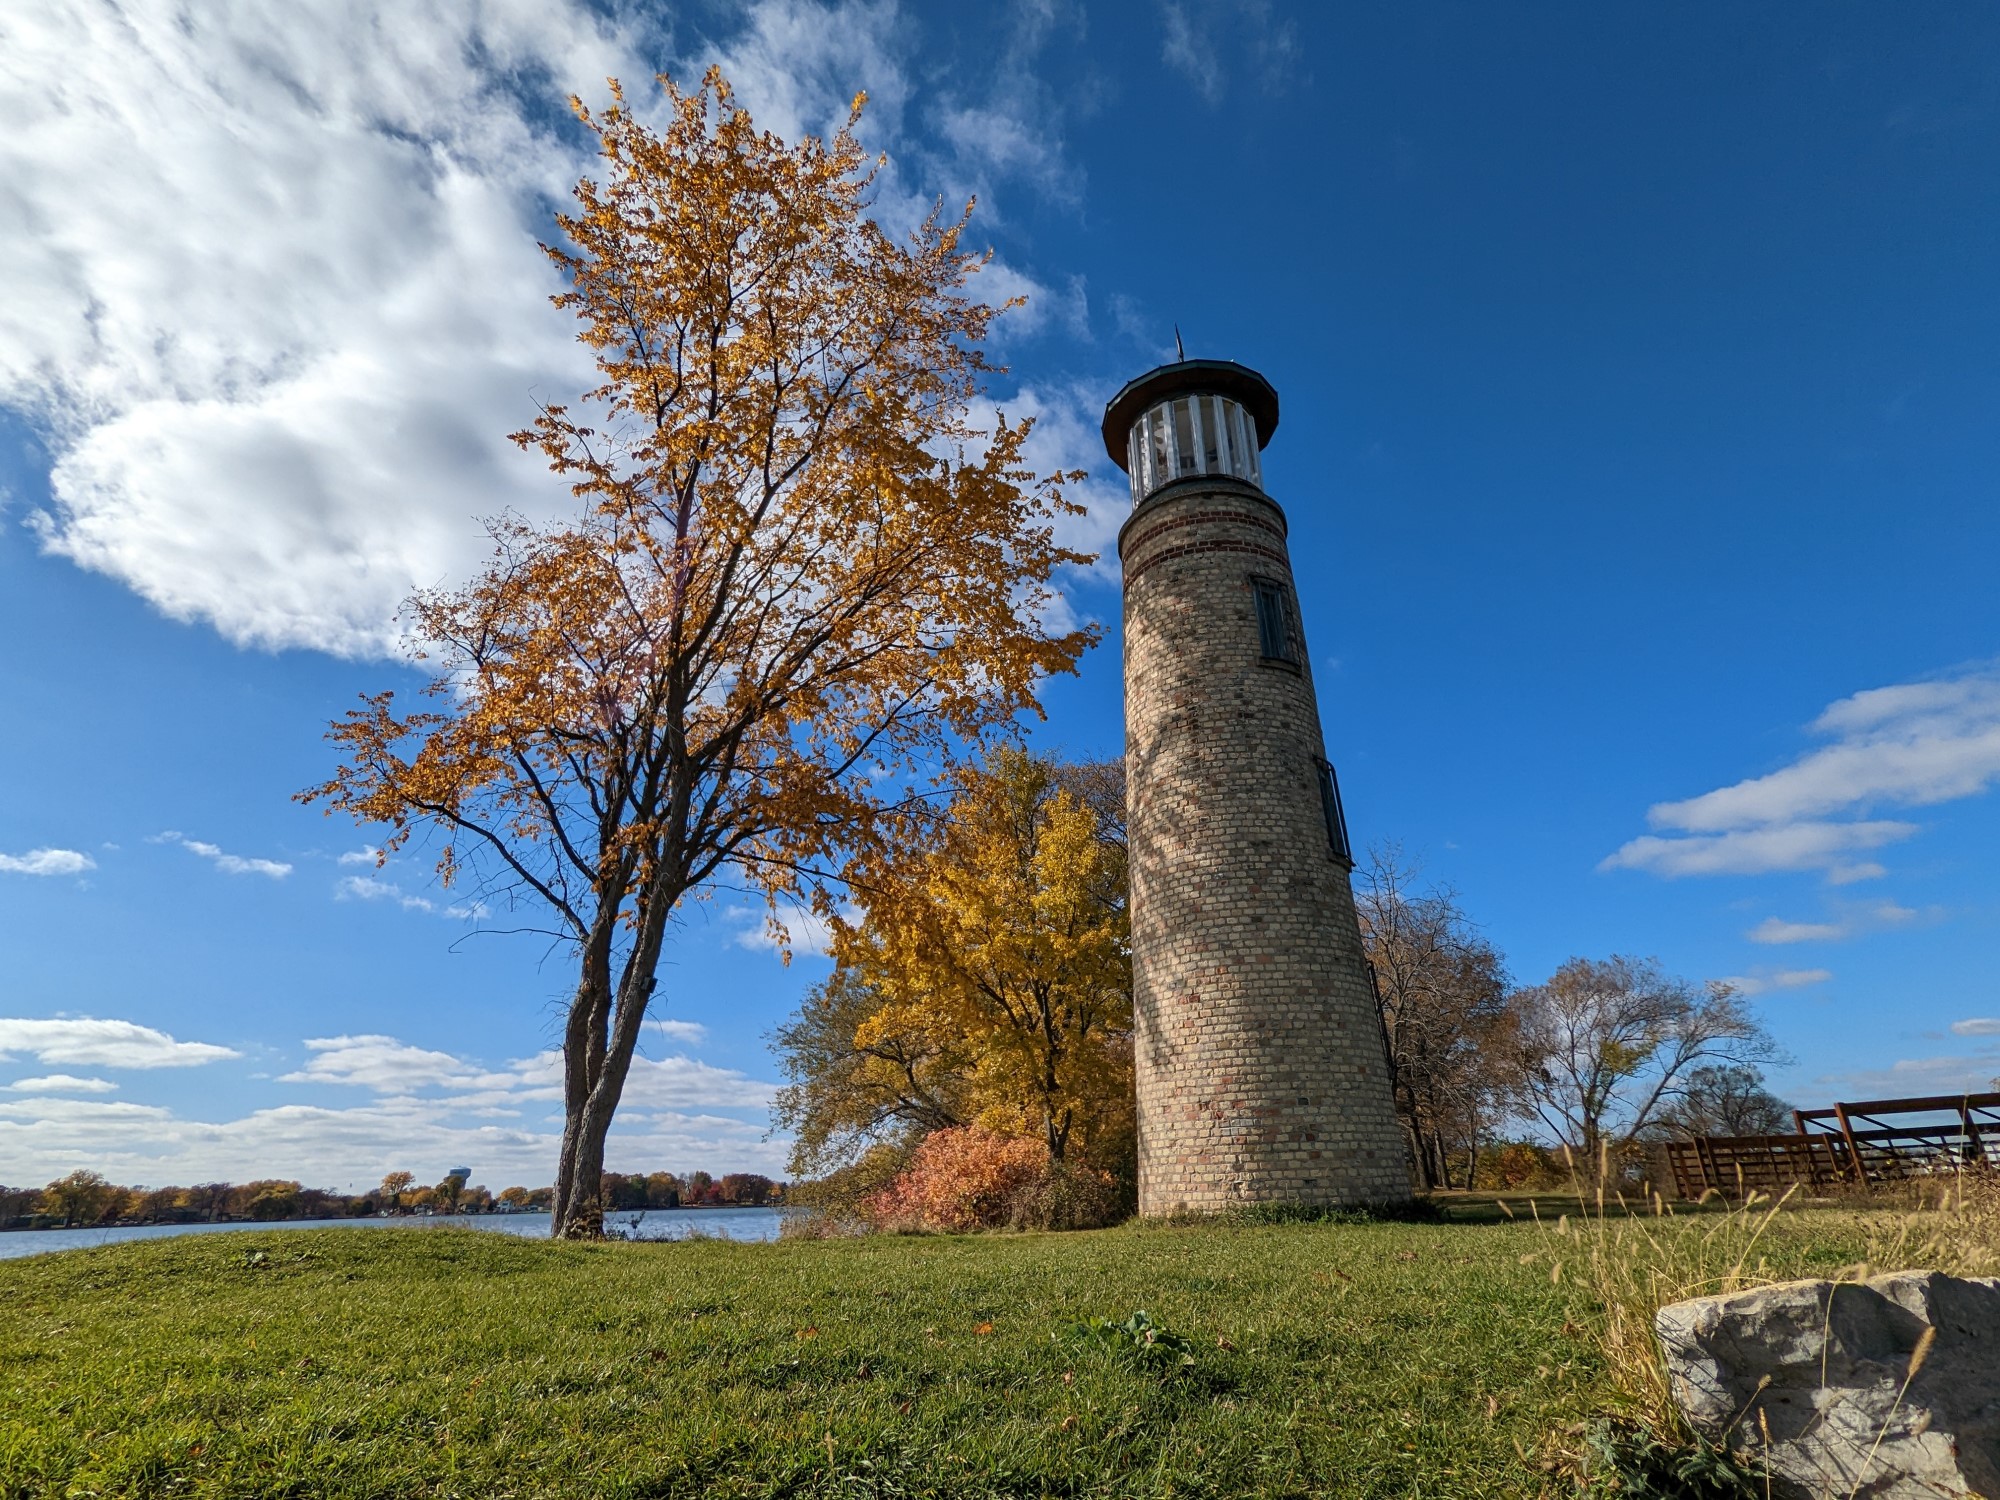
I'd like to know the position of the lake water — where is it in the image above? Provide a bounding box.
[0,1207,787,1261]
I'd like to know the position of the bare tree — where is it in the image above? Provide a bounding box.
[1356,846,1513,1190]
[1654,1064,1794,1140]
[1508,955,1781,1176]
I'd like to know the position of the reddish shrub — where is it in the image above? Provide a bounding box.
[862,1129,1047,1233]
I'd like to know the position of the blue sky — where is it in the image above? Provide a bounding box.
[4,1,1999,1190]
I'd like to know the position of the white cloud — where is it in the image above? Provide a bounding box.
[1161,4,1225,104]
[0,1092,787,1189]
[647,1019,709,1045]
[501,1050,775,1111]
[0,1017,238,1069]
[333,873,481,918]
[1,2,647,655]
[1746,902,1923,945]
[337,846,383,868]
[1950,1018,2000,1037]
[280,1034,773,1115]
[182,840,292,879]
[1719,968,1833,998]
[1600,820,1915,880]
[1654,670,2000,833]
[1747,917,1846,945]
[1159,1,1300,106]
[151,830,291,878]
[280,1035,516,1094]
[0,848,95,876]
[1608,665,2000,882]
[1816,1050,2000,1101]
[5,1074,117,1094]
[1009,382,1129,581]
[732,901,861,958]
[0,1023,783,1183]
[3,1,1090,659]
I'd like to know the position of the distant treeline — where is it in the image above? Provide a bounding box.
[1,1168,785,1231]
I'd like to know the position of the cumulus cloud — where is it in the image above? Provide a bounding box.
[0,847,95,876]
[731,901,863,958]
[1950,1018,2000,1037]
[1746,902,1922,945]
[279,1035,517,1093]
[1600,820,1915,880]
[1656,671,2000,832]
[0,1017,238,1069]
[647,1019,709,1044]
[1,2,642,654]
[0,1021,779,1181]
[0,1092,786,1188]
[503,1050,775,1111]
[279,1034,772,1114]
[5,1074,117,1094]
[1718,969,1833,998]
[3,1,1094,659]
[1606,665,2000,882]
[337,847,383,868]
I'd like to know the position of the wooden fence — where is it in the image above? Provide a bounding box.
[1665,1091,2000,1199]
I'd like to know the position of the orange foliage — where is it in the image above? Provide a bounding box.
[300,69,1093,1238]
[862,1127,1049,1233]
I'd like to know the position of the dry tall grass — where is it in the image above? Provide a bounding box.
[1527,1158,2000,1456]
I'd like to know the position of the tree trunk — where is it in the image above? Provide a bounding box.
[550,886,676,1239]
[1399,1108,1434,1191]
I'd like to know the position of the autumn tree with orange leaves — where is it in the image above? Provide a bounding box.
[303,71,1093,1239]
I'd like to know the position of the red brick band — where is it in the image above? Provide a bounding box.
[1126,537,1294,585]
[1121,506,1286,561]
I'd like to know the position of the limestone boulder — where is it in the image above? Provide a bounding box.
[1656,1270,2000,1499]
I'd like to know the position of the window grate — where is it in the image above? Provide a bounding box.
[1252,578,1298,663]
[1318,759,1352,865]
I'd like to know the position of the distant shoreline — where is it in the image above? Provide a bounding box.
[0,1204,783,1235]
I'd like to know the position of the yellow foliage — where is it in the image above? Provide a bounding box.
[837,751,1132,1167]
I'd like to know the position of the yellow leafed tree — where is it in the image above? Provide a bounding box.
[828,751,1132,1171]
[302,71,1094,1238]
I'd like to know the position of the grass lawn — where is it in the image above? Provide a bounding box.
[0,1209,1866,1499]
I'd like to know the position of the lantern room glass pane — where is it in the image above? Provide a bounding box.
[1125,393,1266,502]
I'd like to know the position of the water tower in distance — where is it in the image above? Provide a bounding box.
[1103,358,1410,1215]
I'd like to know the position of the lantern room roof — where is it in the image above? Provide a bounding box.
[1101,359,1280,472]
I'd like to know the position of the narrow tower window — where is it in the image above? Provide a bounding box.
[1252,578,1298,663]
[1318,759,1352,865]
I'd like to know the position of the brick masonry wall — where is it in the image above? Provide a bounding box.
[1121,475,1411,1214]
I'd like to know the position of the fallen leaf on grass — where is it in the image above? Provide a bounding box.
[1060,1415,1077,1432]
[973,1322,994,1335]
[1215,1336,1236,1351]
[797,1326,819,1339]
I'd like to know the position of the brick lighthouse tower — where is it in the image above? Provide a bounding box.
[1104,359,1410,1214]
